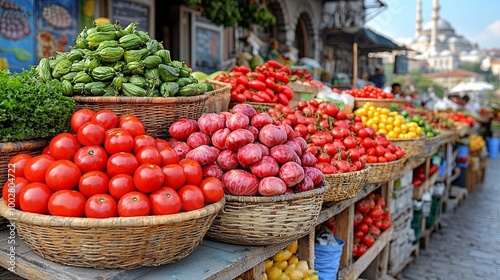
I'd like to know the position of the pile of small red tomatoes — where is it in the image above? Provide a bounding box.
[265,100,405,175]
[3,109,224,218]
[213,60,294,105]
[345,85,394,99]
[353,193,392,259]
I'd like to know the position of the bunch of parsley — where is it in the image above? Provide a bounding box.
[0,68,74,142]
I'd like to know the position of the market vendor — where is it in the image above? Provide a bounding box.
[267,38,280,60]
[391,83,407,99]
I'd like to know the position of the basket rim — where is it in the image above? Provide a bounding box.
[324,165,371,178]
[390,136,426,142]
[366,157,405,166]
[0,138,50,153]
[224,184,329,203]
[73,93,209,104]
[0,198,224,227]
[203,79,232,96]
[354,98,406,103]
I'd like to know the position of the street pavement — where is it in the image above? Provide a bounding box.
[403,157,500,279]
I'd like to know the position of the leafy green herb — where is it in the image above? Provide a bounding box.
[0,68,75,142]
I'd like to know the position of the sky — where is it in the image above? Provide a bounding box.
[366,0,500,49]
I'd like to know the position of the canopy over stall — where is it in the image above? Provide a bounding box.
[322,27,407,87]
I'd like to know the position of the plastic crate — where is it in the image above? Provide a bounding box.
[411,209,423,243]
[426,195,442,229]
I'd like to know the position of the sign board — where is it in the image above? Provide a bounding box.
[191,15,223,73]
[110,0,153,34]
[394,55,408,74]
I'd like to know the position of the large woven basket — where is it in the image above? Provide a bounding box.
[202,80,232,113]
[366,158,405,184]
[390,137,425,159]
[419,135,442,158]
[0,198,224,269]
[354,98,407,109]
[323,166,370,202]
[0,139,49,188]
[206,184,328,245]
[73,94,208,139]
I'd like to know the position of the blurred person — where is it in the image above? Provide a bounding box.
[391,83,406,99]
[368,66,386,89]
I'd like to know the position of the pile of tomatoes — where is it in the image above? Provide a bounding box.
[345,85,394,99]
[353,193,392,259]
[289,68,313,82]
[214,60,294,105]
[441,112,475,126]
[3,109,224,218]
[265,100,406,175]
[167,103,325,196]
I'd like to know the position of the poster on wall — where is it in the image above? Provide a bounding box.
[0,0,36,72]
[191,15,223,73]
[35,0,79,61]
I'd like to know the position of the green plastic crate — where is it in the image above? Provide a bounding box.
[426,195,442,229]
[411,209,423,243]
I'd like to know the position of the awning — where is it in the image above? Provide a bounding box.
[322,27,407,53]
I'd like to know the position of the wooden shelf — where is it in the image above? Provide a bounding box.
[413,172,438,200]
[338,227,394,280]
[0,230,293,280]
[317,183,382,225]
[403,158,426,173]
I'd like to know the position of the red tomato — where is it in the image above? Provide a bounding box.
[199,177,224,203]
[178,185,205,212]
[108,174,136,200]
[104,129,134,155]
[135,147,162,165]
[77,122,106,146]
[119,119,146,138]
[155,139,171,151]
[107,152,139,177]
[162,164,186,190]
[91,109,119,130]
[325,103,339,117]
[149,186,182,215]
[49,133,81,160]
[2,177,29,209]
[343,136,357,149]
[19,182,53,214]
[24,155,55,183]
[158,146,179,166]
[134,164,164,193]
[73,145,108,173]
[85,194,118,218]
[78,171,109,198]
[8,154,32,177]
[70,109,95,133]
[48,190,86,217]
[375,146,386,157]
[133,135,156,154]
[179,159,202,186]
[119,115,141,124]
[45,160,82,191]
[42,146,51,155]
[117,191,151,217]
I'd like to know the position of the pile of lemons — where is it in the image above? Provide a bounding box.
[354,102,423,139]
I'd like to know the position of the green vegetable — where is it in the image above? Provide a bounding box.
[61,71,78,81]
[122,83,146,96]
[99,47,124,63]
[0,69,74,142]
[146,40,160,53]
[160,82,179,97]
[129,75,147,88]
[92,66,115,81]
[179,65,192,77]
[135,30,150,42]
[67,49,84,62]
[87,31,117,48]
[96,40,119,52]
[124,49,149,63]
[96,23,117,32]
[61,80,73,96]
[37,58,52,82]
[155,49,171,64]
[71,61,86,72]
[73,71,92,83]
[178,83,197,96]
[119,34,143,50]
[51,59,72,79]
[143,55,162,69]
[176,77,196,88]
[158,64,179,82]
[170,60,183,69]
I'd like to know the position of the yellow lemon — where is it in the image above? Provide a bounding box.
[367,110,374,118]
[372,116,380,123]
[378,129,388,135]
[408,132,417,138]
[381,108,390,114]
[385,124,393,131]
[361,116,368,123]
[409,126,416,132]
[387,131,398,139]
[393,126,401,133]
[400,124,408,133]
[389,111,398,116]
[371,123,378,130]
[378,123,386,130]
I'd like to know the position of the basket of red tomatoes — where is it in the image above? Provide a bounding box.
[0,109,225,269]
[346,86,406,109]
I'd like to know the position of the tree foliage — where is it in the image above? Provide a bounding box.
[184,0,275,28]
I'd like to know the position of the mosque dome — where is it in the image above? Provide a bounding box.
[423,18,455,33]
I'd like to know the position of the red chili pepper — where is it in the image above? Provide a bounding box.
[262,70,271,77]
[274,84,285,93]
[255,66,263,72]
[247,80,266,91]
[281,87,294,100]
[239,66,251,74]
[274,72,289,83]
[236,76,248,86]
[266,60,283,69]
[233,66,241,72]
[250,94,265,103]
[271,94,279,103]
[228,71,243,77]
[235,84,246,94]
[282,66,292,75]
[229,80,237,89]
[243,90,252,100]
[265,88,275,98]
[235,93,246,103]
[278,93,289,105]
[256,91,272,103]
[265,78,275,90]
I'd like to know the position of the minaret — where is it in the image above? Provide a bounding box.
[430,0,439,52]
[415,0,422,38]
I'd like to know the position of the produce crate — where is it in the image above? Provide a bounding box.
[411,209,423,243]
[425,195,442,229]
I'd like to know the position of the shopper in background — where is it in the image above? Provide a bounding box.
[369,66,386,89]
[391,83,406,98]
[267,38,280,61]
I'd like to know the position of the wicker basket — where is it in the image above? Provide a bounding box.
[73,94,208,139]
[323,166,371,202]
[206,184,328,245]
[354,98,407,109]
[438,129,457,144]
[202,80,232,113]
[0,198,224,269]
[0,139,49,188]
[419,135,442,158]
[390,137,425,159]
[366,158,405,184]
